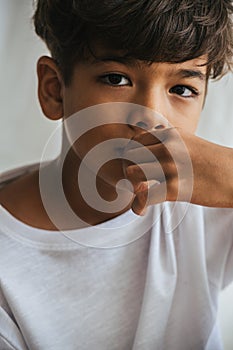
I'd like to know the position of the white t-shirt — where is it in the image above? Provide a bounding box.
[0,164,233,350]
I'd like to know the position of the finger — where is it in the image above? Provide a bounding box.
[124,143,169,164]
[132,182,167,215]
[125,162,166,188]
[126,131,161,151]
[130,127,176,147]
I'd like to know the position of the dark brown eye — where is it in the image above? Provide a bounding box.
[108,74,123,85]
[170,85,198,97]
[101,74,131,86]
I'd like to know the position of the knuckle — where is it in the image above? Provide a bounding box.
[125,165,135,178]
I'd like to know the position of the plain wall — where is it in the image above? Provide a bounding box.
[1,1,233,349]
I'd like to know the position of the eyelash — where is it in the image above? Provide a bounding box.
[169,85,199,98]
[99,73,199,98]
[100,73,132,87]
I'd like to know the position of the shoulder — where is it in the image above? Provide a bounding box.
[0,163,40,211]
[0,163,40,190]
[0,162,56,230]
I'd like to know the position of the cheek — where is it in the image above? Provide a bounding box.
[72,131,127,186]
[188,104,203,133]
[63,87,91,117]
[167,102,202,133]
[176,117,200,134]
[63,85,114,118]
[65,124,132,171]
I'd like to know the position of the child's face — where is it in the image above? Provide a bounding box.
[59,48,207,186]
[62,48,207,131]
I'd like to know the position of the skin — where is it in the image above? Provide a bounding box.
[0,49,233,230]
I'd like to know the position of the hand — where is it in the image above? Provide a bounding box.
[123,127,233,215]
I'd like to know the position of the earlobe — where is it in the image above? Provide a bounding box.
[37,56,64,120]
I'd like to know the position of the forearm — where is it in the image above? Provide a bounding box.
[191,139,233,208]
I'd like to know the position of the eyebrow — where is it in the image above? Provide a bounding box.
[175,69,206,81]
[90,55,207,81]
[90,55,138,67]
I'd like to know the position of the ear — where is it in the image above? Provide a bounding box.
[37,56,64,120]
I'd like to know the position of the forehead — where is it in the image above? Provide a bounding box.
[85,44,208,79]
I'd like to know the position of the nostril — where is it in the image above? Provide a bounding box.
[154,124,165,130]
[135,121,147,129]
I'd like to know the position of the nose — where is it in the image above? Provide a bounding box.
[127,105,167,132]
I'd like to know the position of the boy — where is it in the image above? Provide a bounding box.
[0,0,233,349]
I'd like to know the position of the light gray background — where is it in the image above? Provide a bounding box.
[0,1,233,349]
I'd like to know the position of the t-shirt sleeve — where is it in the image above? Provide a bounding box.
[204,207,233,290]
[215,209,233,290]
[0,290,29,350]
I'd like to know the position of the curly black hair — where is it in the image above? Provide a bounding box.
[33,0,233,85]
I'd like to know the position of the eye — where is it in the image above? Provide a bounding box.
[169,85,199,98]
[100,73,132,86]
